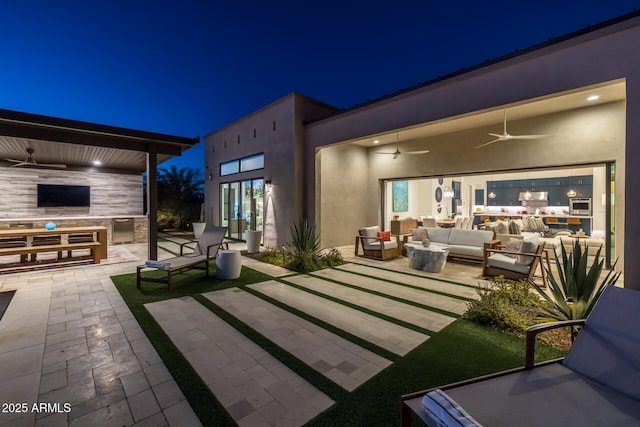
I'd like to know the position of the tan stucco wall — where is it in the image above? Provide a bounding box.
[317,144,370,248]
[305,18,640,286]
[317,101,625,249]
[204,94,337,248]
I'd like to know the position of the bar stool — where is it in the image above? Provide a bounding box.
[567,217,582,232]
[545,217,559,228]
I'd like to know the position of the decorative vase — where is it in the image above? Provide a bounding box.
[45,222,56,230]
[422,238,431,247]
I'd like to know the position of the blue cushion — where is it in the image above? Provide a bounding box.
[422,389,482,426]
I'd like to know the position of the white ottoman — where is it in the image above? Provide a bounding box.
[216,250,242,279]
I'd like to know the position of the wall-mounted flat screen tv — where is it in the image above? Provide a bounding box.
[37,184,91,207]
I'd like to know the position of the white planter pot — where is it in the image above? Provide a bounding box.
[192,222,206,239]
[245,230,262,254]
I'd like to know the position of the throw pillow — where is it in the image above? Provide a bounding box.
[492,220,508,235]
[532,217,546,230]
[505,238,522,258]
[411,228,427,241]
[516,237,540,265]
[521,216,531,230]
[508,220,521,235]
[377,231,391,241]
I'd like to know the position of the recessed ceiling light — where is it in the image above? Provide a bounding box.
[587,95,600,101]
[373,140,379,144]
[93,160,102,166]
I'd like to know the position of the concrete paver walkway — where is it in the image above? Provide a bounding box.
[313,268,469,315]
[284,274,456,333]
[249,280,428,355]
[0,244,199,427]
[146,296,333,427]
[204,288,392,391]
[337,263,479,300]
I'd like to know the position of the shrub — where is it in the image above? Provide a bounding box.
[490,276,536,306]
[465,285,529,332]
[322,248,344,267]
[257,248,285,266]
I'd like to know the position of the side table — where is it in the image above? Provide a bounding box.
[216,250,242,279]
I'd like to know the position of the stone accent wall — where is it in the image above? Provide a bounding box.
[0,167,143,218]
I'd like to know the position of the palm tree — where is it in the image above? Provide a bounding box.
[157,166,203,230]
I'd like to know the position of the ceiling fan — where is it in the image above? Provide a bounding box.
[475,110,552,149]
[5,148,67,168]
[375,133,429,159]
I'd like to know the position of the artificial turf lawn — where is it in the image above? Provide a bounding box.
[112,264,566,427]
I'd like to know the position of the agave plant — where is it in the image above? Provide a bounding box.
[284,219,323,273]
[532,239,620,320]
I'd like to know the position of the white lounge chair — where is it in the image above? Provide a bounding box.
[137,225,228,291]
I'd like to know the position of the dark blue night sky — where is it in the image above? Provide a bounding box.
[1,1,637,170]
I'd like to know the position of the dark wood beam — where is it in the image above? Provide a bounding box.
[147,147,159,260]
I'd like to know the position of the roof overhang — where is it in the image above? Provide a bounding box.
[0,108,199,173]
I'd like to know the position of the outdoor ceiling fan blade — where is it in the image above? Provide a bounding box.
[41,163,67,168]
[374,152,397,155]
[510,134,553,139]
[5,159,23,163]
[404,150,430,155]
[488,133,506,138]
[475,138,501,149]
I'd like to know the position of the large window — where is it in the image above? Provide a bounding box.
[220,153,264,176]
[241,154,264,172]
[220,161,239,176]
[219,178,264,241]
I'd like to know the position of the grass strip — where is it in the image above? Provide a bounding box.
[307,272,460,318]
[306,319,566,427]
[194,294,348,402]
[111,263,272,427]
[279,277,435,335]
[241,285,399,362]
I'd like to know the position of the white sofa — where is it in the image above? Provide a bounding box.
[406,227,496,261]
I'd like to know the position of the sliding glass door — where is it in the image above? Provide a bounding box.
[219,179,264,240]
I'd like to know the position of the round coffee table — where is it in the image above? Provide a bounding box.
[404,243,450,273]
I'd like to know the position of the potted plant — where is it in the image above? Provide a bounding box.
[245,212,262,253]
[192,203,206,239]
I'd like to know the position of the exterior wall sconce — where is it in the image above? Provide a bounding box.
[265,180,272,191]
[208,173,213,181]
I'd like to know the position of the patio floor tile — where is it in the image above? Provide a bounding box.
[145,296,333,426]
[248,280,428,355]
[204,288,392,391]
